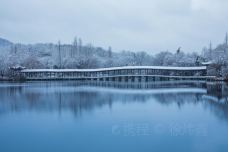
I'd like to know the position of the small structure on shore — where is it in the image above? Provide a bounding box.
[10,65,26,71]
[9,65,26,80]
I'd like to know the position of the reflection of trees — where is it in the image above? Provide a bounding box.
[0,81,228,122]
[153,93,202,108]
[202,98,228,122]
[0,86,151,116]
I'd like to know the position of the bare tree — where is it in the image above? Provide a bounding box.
[176,47,181,54]
[225,33,228,46]
[58,40,62,68]
[108,46,112,58]
[10,44,17,54]
[135,51,147,66]
[209,41,212,60]
[78,38,82,54]
[72,37,78,57]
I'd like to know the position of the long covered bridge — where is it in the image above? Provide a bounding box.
[19,66,215,81]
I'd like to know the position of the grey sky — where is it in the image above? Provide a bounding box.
[1,0,228,53]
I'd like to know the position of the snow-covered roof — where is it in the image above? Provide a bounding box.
[201,61,213,65]
[21,66,207,73]
[10,65,26,70]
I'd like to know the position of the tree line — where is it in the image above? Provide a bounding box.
[0,34,228,78]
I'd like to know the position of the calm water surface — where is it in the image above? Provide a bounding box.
[0,81,228,152]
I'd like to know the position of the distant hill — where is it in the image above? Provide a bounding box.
[0,38,13,46]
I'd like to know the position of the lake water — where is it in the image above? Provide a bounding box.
[0,81,228,152]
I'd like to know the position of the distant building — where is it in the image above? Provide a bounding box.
[201,61,222,77]
[9,65,26,71]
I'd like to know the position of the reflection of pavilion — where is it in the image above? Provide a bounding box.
[84,81,228,105]
[0,81,228,121]
[68,80,207,90]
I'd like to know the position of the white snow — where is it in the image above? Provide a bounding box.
[201,61,213,65]
[21,66,207,73]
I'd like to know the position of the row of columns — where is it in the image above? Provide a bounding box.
[22,69,206,80]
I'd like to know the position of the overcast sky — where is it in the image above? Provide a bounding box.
[1,0,228,53]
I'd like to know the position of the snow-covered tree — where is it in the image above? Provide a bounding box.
[0,33,228,78]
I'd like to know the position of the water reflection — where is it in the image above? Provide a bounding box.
[0,81,228,122]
